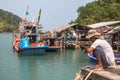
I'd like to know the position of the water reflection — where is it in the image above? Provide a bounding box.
[12,50,94,80]
[17,52,62,80]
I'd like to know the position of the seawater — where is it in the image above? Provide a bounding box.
[0,33,94,80]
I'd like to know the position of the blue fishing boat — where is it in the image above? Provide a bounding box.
[12,8,61,54]
[12,22,48,55]
[88,52,120,65]
[12,9,49,54]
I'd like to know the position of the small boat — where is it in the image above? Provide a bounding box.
[88,52,120,65]
[46,46,61,51]
[43,37,61,51]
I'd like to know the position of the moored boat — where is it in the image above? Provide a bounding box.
[12,8,61,54]
[12,8,51,54]
[44,38,61,51]
[40,31,61,52]
[12,22,48,55]
[46,46,61,51]
[88,52,120,65]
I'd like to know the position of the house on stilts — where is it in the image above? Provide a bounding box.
[54,23,91,49]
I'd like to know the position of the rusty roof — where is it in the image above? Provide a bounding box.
[54,23,78,33]
[87,21,120,28]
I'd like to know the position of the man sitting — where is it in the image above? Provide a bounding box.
[83,29,115,70]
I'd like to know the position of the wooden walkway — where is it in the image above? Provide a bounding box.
[79,41,91,45]
[75,65,120,80]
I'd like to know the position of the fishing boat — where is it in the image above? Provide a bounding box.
[88,52,120,65]
[12,21,49,55]
[12,8,51,54]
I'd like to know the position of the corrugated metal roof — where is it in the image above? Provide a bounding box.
[107,26,120,34]
[87,21,120,28]
[54,23,77,33]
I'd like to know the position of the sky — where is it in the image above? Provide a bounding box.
[0,0,93,32]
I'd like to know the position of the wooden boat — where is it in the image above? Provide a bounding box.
[88,52,120,65]
[43,37,61,51]
[12,24,48,55]
[12,8,61,54]
[46,46,61,51]
[12,9,53,54]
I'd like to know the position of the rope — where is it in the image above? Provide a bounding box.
[84,70,95,80]
[74,69,103,80]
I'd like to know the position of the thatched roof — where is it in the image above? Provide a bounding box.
[87,21,120,28]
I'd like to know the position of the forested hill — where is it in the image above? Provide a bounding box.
[71,0,120,25]
[0,9,21,32]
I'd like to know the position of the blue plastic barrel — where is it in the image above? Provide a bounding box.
[19,38,30,48]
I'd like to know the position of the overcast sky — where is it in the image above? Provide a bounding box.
[0,0,93,31]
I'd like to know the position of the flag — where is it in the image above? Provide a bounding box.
[37,9,41,17]
[24,6,29,20]
[26,11,29,15]
[37,9,41,25]
[25,6,29,15]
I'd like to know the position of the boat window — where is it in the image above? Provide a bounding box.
[25,26,32,30]
[28,35,37,43]
[31,26,36,33]
[24,26,36,33]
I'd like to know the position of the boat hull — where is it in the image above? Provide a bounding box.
[14,46,48,55]
[45,46,60,51]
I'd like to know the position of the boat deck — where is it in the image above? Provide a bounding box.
[48,46,61,48]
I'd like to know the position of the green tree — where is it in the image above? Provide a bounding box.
[72,0,120,25]
[0,9,21,32]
